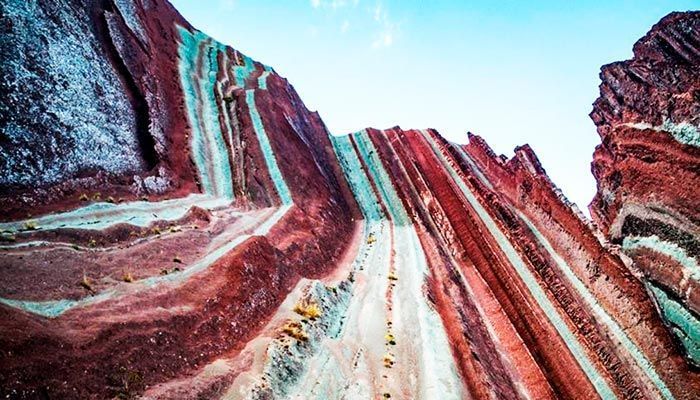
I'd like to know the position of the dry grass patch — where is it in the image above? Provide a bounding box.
[281,321,308,342]
[293,300,322,320]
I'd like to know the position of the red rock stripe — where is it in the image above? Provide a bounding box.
[457,136,700,398]
[403,129,605,399]
[376,128,556,399]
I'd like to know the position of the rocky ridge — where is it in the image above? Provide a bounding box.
[0,1,698,399]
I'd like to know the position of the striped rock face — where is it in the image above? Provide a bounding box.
[0,1,698,399]
[589,11,700,369]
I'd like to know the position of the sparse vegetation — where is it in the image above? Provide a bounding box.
[108,366,144,399]
[281,321,308,341]
[366,233,376,244]
[80,275,94,292]
[383,353,395,368]
[23,221,38,231]
[159,267,180,276]
[385,329,397,345]
[293,300,322,320]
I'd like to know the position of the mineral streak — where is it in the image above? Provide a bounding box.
[0,2,698,399]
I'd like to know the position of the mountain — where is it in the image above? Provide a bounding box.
[0,1,698,399]
[590,12,700,375]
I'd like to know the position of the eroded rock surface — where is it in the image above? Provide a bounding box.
[590,11,700,368]
[0,1,698,399]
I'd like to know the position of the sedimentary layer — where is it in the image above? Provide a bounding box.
[590,11,700,367]
[0,1,698,399]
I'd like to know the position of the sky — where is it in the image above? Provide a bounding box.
[170,0,697,213]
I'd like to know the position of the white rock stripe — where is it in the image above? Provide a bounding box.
[518,212,675,400]
[420,129,618,400]
[350,131,465,398]
[620,120,700,148]
[0,205,291,318]
[623,235,700,285]
[0,194,229,233]
[451,144,495,190]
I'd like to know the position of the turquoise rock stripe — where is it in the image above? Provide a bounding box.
[0,298,83,319]
[518,211,675,400]
[420,130,618,400]
[0,205,291,318]
[649,283,700,366]
[624,120,700,148]
[352,130,410,225]
[329,132,464,397]
[0,27,244,236]
[178,26,234,199]
[0,28,296,318]
[245,90,293,205]
[662,120,700,147]
[234,52,257,88]
[330,135,384,221]
[258,71,270,90]
[623,235,700,284]
[0,195,229,233]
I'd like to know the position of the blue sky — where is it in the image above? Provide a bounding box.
[170,0,697,212]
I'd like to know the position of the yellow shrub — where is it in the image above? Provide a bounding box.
[80,275,94,292]
[366,233,376,244]
[383,353,395,368]
[293,301,322,320]
[23,221,38,231]
[281,321,308,341]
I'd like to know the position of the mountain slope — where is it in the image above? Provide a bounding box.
[0,1,698,399]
